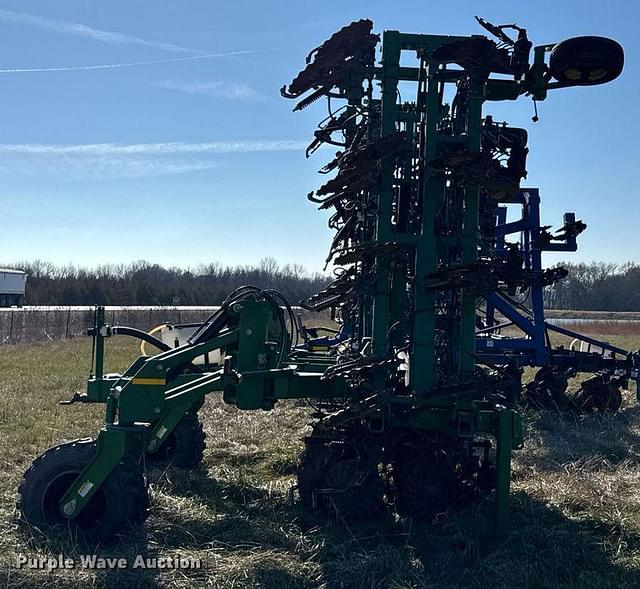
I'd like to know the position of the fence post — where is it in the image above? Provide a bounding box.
[9,310,14,343]
[65,308,71,338]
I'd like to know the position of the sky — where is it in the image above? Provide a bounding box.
[0,0,637,272]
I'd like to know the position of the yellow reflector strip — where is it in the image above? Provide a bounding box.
[131,377,166,386]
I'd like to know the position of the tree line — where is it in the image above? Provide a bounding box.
[543,262,640,311]
[2,259,639,311]
[4,259,330,306]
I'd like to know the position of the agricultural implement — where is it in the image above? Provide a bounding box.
[18,18,625,541]
[477,187,640,411]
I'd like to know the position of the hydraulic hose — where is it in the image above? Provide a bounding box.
[109,326,171,352]
[187,286,296,366]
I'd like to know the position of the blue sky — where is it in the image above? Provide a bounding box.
[0,0,637,271]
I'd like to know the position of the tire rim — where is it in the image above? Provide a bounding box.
[42,470,108,531]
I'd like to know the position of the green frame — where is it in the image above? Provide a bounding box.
[56,26,569,534]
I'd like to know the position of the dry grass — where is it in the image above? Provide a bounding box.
[550,320,640,337]
[546,310,640,322]
[1,332,640,587]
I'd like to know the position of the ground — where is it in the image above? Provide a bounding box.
[1,328,640,588]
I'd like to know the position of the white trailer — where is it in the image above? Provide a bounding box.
[0,268,26,307]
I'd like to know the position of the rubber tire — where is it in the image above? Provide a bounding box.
[146,412,206,469]
[550,36,624,86]
[18,438,149,542]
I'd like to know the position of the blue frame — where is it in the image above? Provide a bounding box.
[477,188,640,396]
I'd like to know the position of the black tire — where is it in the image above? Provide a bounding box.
[18,438,149,541]
[146,412,206,468]
[550,36,624,86]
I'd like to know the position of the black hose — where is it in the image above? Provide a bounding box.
[110,326,171,352]
[173,285,297,367]
[188,285,261,345]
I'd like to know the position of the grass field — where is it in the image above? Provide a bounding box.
[1,328,640,588]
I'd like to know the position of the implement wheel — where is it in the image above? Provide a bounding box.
[147,411,206,468]
[550,36,624,86]
[18,439,149,541]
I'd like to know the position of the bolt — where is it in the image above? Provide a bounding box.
[153,406,161,414]
[62,499,77,516]
[155,364,164,372]
[245,328,253,336]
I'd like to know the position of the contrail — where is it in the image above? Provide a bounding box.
[0,49,270,74]
[0,140,307,154]
[0,9,200,54]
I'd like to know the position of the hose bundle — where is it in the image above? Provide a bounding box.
[187,286,299,367]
